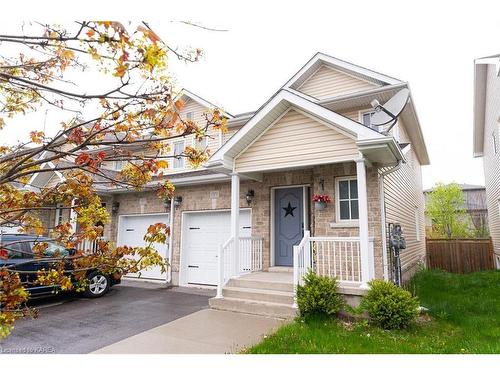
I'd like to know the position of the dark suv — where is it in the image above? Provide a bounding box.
[0,234,120,298]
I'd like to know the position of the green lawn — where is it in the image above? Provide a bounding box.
[246,270,500,354]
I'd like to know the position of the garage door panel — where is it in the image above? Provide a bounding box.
[183,210,251,286]
[118,214,169,280]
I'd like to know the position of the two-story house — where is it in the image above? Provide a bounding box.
[30,53,429,316]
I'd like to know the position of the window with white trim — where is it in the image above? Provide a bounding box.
[55,203,64,226]
[172,140,185,169]
[361,111,376,130]
[336,177,359,221]
[186,112,193,121]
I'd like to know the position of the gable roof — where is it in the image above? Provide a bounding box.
[283,52,404,91]
[473,54,500,157]
[207,89,399,171]
[176,88,234,119]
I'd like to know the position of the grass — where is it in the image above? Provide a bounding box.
[245,269,500,354]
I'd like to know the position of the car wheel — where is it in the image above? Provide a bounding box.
[84,272,110,298]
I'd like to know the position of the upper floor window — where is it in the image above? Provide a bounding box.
[55,203,64,226]
[114,160,126,171]
[172,140,185,169]
[336,177,359,221]
[361,111,376,130]
[186,112,193,121]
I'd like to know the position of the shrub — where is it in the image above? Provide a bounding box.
[296,270,344,318]
[360,279,420,329]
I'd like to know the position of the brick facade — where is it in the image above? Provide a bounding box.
[103,162,384,285]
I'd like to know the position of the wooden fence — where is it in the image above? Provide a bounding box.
[426,238,495,273]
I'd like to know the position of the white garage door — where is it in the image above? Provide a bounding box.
[118,214,169,280]
[183,209,251,286]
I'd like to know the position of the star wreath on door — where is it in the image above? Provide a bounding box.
[282,202,297,217]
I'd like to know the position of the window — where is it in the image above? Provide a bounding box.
[172,140,185,169]
[361,111,376,130]
[55,203,64,226]
[114,160,126,171]
[186,112,193,121]
[2,242,26,259]
[336,177,359,221]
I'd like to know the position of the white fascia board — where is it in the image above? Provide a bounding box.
[283,52,403,89]
[25,161,65,190]
[207,89,385,171]
[473,62,489,157]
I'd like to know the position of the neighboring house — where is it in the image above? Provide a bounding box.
[28,53,429,314]
[423,184,489,236]
[473,55,500,269]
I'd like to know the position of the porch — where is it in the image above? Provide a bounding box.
[210,230,371,317]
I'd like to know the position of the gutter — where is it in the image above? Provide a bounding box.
[379,160,403,281]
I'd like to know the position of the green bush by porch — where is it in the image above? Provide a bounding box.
[245,270,500,354]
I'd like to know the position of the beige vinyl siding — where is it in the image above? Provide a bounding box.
[382,121,426,279]
[235,109,358,173]
[223,125,243,144]
[162,98,222,172]
[298,65,378,100]
[482,65,500,262]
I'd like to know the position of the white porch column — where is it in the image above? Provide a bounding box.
[230,172,240,277]
[69,198,77,234]
[356,157,372,287]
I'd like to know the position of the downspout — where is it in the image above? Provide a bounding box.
[166,200,175,284]
[379,160,402,281]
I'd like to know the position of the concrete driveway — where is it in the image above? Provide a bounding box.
[0,280,212,354]
[93,308,285,354]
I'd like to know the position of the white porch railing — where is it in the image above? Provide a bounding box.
[76,237,106,254]
[216,236,264,298]
[293,231,374,305]
[239,236,263,273]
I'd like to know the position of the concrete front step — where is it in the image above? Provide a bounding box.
[209,297,297,319]
[226,277,294,293]
[222,286,294,305]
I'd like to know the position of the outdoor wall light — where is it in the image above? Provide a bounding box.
[245,189,255,206]
[174,196,182,207]
[111,201,120,215]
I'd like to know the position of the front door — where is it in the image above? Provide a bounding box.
[274,187,304,266]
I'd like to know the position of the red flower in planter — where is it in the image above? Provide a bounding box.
[312,194,332,203]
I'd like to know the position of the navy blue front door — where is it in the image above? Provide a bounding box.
[274,187,303,266]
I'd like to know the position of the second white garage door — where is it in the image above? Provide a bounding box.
[117,213,169,281]
[182,209,251,286]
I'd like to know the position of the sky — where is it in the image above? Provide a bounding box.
[2,0,500,189]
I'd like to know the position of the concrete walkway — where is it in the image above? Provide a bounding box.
[93,309,285,354]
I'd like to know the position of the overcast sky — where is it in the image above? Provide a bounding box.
[2,0,500,189]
